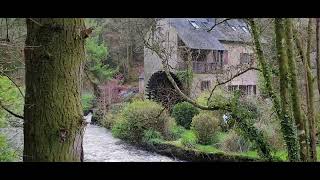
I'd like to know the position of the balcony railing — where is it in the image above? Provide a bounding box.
[192,61,223,74]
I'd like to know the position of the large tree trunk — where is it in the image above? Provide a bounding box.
[306,18,317,161]
[275,18,299,161]
[249,19,299,161]
[316,18,320,96]
[23,18,86,162]
[284,19,308,161]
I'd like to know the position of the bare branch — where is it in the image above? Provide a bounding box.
[0,72,24,98]
[28,18,43,27]
[0,101,24,120]
[207,18,232,32]
[207,67,261,104]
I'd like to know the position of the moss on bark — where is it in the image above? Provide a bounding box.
[23,18,86,161]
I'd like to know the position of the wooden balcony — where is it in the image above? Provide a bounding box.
[192,61,223,74]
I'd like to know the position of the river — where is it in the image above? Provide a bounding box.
[0,125,178,162]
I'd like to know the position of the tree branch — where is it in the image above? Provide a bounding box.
[27,18,43,27]
[0,72,24,98]
[143,33,230,111]
[0,101,24,120]
[207,18,232,32]
[207,67,261,105]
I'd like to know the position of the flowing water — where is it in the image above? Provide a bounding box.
[0,125,178,162]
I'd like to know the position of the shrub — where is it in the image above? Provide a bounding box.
[191,111,220,145]
[142,129,164,144]
[211,131,228,146]
[172,102,199,129]
[0,76,24,127]
[255,122,285,150]
[196,88,233,109]
[220,130,252,153]
[111,117,129,140]
[0,135,17,162]
[166,118,186,140]
[81,92,94,112]
[181,131,198,148]
[103,112,119,129]
[102,103,127,129]
[111,100,171,143]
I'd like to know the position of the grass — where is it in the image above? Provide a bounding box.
[159,129,301,161]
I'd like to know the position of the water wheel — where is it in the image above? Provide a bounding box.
[146,71,184,110]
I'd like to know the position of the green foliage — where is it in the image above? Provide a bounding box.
[220,130,252,153]
[196,89,233,110]
[111,100,171,143]
[142,129,164,144]
[0,75,24,127]
[85,19,115,83]
[172,102,199,129]
[0,135,17,162]
[176,70,193,93]
[211,131,228,146]
[102,103,127,129]
[256,122,285,150]
[180,131,198,148]
[85,36,114,82]
[230,94,273,160]
[111,116,129,140]
[81,92,94,112]
[166,123,186,141]
[191,111,220,145]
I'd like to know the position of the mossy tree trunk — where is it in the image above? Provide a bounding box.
[274,18,299,161]
[316,18,320,96]
[23,18,86,162]
[306,18,317,161]
[249,18,299,161]
[284,19,308,161]
[185,50,193,96]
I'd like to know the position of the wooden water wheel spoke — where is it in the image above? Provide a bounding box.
[146,71,184,110]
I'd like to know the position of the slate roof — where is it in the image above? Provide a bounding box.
[168,18,252,50]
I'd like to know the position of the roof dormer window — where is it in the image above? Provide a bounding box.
[230,25,237,31]
[189,20,200,29]
[241,26,249,33]
[201,21,209,28]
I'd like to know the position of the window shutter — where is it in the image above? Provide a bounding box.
[223,50,229,65]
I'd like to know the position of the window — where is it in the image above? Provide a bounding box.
[228,85,257,95]
[230,25,237,31]
[241,26,249,33]
[240,53,254,65]
[189,20,200,29]
[213,50,223,64]
[228,85,238,91]
[201,81,210,91]
[201,21,209,29]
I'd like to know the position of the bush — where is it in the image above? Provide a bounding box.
[142,129,164,144]
[0,135,17,162]
[181,131,198,148]
[111,117,129,140]
[211,131,228,146]
[0,75,24,127]
[191,111,220,145]
[81,92,94,112]
[197,88,233,109]
[102,103,127,129]
[220,130,252,153]
[111,100,171,143]
[172,102,199,129]
[166,123,186,141]
[255,122,285,150]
